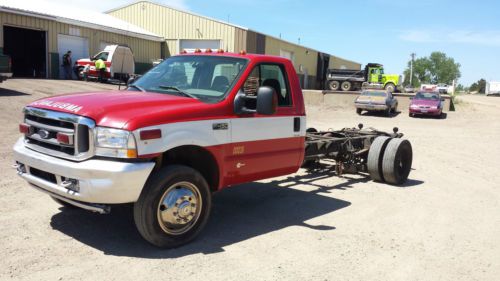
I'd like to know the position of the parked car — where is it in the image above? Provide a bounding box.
[355,90,398,116]
[0,53,12,83]
[404,85,416,93]
[436,83,449,94]
[409,91,445,118]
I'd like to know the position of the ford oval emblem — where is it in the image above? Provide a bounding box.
[38,129,50,139]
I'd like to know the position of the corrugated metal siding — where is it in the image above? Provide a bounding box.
[108,2,242,53]
[329,55,361,70]
[0,11,161,63]
[265,36,318,77]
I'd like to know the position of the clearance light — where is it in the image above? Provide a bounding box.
[140,129,162,140]
[181,49,188,54]
[205,48,212,53]
[19,123,31,134]
[217,49,224,53]
[194,48,202,53]
[239,50,247,55]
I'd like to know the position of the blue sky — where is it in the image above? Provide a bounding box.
[61,0,499,86]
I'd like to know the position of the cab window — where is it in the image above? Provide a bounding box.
[242,63,292,107]
[93,52,109,61]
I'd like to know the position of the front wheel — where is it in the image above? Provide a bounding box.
[134,165,212,248]
[385,83,395,93]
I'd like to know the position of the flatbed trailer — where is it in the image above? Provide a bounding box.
[304,125,412,185]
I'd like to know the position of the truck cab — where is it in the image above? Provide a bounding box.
[75,45,135,82]
[13,50,306,248]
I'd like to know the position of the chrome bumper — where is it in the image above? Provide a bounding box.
[13,138,155,204]
[355,103,388,111]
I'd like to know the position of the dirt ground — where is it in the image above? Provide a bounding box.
[0,79,499,281]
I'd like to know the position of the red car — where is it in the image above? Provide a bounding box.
[409,91,445,118]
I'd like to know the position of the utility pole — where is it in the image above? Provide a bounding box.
[410,53,416,86]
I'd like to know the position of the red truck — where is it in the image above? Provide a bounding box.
[13,51,413,248]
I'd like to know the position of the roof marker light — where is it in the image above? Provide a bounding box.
[239,50,247,55]
[194,48,202,53]
[217,49,224,53]
[205,48,212,53]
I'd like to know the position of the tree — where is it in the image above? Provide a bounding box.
[403,52,461,87]
[469,79,486,93]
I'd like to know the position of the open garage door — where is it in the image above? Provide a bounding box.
[57,34,89,79]
[3,26,47,78]
[180,40,221,52]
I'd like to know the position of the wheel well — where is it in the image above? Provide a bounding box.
[161,145,219,192]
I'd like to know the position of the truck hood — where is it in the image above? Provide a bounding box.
[28,91,223,130]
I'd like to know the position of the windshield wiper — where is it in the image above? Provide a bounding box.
[158,85,198,99]
[128,84,145,92]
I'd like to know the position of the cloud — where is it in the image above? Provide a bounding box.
[400,29,500,46]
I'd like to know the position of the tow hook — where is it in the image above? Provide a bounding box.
[12,163,26,174]
[61,179,80,192]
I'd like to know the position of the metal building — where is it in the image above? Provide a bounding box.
[0,0,163,79]
[107,1,361,89]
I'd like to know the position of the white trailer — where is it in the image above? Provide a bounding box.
[486,81,500,96]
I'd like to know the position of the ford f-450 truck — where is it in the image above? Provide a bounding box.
[13,51,413,248]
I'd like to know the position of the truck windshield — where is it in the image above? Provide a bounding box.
[131,55,248,103]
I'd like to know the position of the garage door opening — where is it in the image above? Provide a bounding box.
[3,26,47,78]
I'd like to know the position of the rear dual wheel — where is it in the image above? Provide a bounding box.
[367,137,412,185]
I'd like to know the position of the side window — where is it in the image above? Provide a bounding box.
[241,64,292,107]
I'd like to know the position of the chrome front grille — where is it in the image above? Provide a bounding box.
[23,107,95,161]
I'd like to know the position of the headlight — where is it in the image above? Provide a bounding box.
[95,127,137,158]
[410,104,418,108]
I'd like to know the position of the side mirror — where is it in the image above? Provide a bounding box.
[234,86,277,115]
[127,77,136,86]
[256,86,277,115]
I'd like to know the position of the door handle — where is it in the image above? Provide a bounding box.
[294,117,300,132]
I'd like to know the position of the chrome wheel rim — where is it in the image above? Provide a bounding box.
[157,182,202,235]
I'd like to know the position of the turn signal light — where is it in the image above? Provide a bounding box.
[56,133,72,145]
[127,149,138,158]
[140,129,162,140]
[19,123,31,134]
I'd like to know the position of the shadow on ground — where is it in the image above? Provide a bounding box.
[50,170,358,259]
[49,167,423,258]
[0,87,30,96]
[360,111,401,118]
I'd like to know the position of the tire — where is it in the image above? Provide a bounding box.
[76,66,85,80]
[134,165,212,248]
[385,83,395,93]
[50,196,77,209]
[328,80,340,91]
[382,138,413,185]
[367,136,391,182]
[341,81,352,91]
[385,107,392,116]
[356,108,363,115]
[409,112,413,117]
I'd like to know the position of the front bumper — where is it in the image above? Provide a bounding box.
[13,138,155,205]
[355,103,388,111]
[409,107,441,115]
[0,72,12,81]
